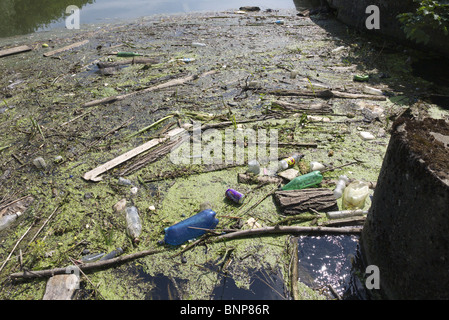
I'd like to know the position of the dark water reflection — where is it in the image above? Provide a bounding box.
[0,0,93,38]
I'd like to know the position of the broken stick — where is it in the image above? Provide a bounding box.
[82,70,217,108]
[210,225,362,243]
[9,248,164,279]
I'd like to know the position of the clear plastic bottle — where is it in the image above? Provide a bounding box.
[281,171,323,190]
[164,209,219,246]
[342,181,370,210]
[0,211,22,231]
[247,159,260,175]
[333,175,349,199]
[81,252,105,263]
[99,247,123,261]
[278,154,302,172]
[126,206,142,241]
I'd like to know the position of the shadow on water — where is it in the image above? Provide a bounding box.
[211,268,287,300]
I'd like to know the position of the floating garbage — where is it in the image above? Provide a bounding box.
[116,52,142,57]
[247,159,261,175]
[353,75,369,82]
[278,154,302,171]
[0,211,22,232]
[225,188,245,204]
[326,209,368,219]
[281,171,323,190]
[164,209,219,246]
[125,206,142,242]
[342,181,370,210]
[179,58,196,63]
[275,20,285,25]
[191,42,206,47]
[310,161,325,172]
[333,175,349,199]
[33,157,47,170]
[81,252,105,263]
[99,247,123,261]
[363,86,383,96]
[360,131,375,140]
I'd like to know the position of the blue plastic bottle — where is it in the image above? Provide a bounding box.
[164,209,219,246]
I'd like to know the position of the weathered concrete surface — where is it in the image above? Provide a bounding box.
[42,274,80,300]
[325,0,449,56]
[361,114,449,299]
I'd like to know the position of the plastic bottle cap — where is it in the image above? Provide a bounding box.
[15,211,22,217]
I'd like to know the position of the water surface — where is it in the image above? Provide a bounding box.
[0,0,303,38]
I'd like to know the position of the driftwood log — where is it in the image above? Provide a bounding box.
[258,88,386,101]
[97,57,159,69]
[271,100,333,115]
[274,188,338,214]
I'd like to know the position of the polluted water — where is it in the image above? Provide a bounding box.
[296,235,372,300]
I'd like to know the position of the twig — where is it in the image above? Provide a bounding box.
[124,114,174,140]
[28,204,61,245]
[290,237,299,300]
[209,225,362,243]
[68,257,105,300]
[82,70,217,108]
[60,107,97,126]
[10,248,164,279]
[0,223,34,273]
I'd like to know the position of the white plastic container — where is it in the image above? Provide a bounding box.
[342,181,370,210]
[326,209,368,219]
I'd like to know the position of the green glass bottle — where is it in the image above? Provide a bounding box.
[281,170,323,190]
[116,52,142,57]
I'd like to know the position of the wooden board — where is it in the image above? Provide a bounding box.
[0,45,32,58]
[83,127,186,182]
[43,40,89,57]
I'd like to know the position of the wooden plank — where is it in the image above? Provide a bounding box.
[0,45,32,58]
[83,127,186,182]
[43,40,89,57]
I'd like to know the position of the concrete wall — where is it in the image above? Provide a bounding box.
[361,117,449,299]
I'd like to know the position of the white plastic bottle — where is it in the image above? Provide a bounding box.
[125,206,142,241]
[333,175,349,199]
[0,211,22,231]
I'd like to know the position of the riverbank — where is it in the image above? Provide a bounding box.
[0,8,447,300]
